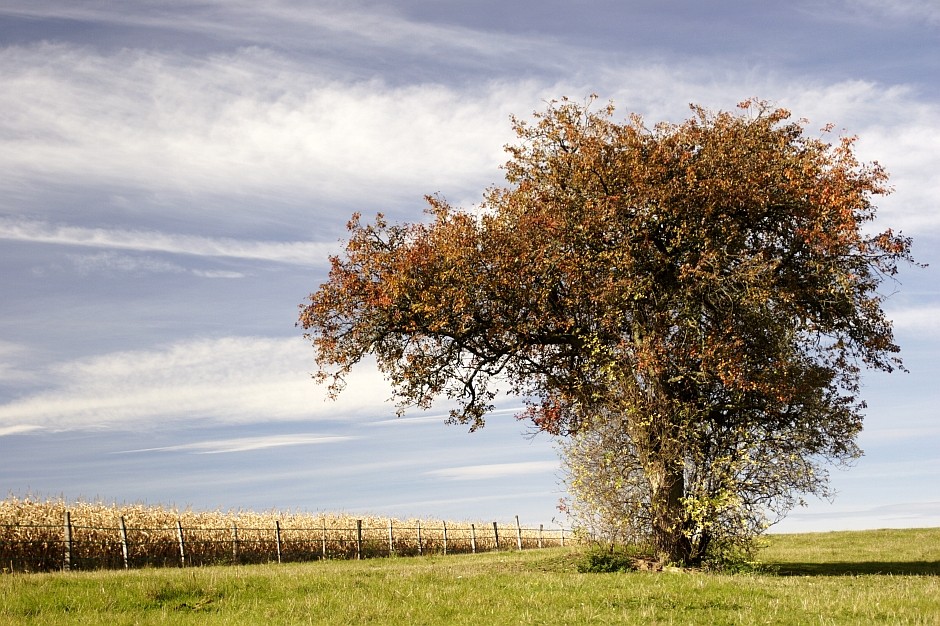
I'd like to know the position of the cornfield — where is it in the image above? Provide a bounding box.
[0,496,569,573]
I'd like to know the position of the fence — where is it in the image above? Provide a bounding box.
[1,512,569,573]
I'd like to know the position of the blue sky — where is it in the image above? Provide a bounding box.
[1,0,938,532]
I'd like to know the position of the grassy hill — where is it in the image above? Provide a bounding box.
[1,527,938,625]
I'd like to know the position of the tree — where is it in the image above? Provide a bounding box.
[299,97,915,564]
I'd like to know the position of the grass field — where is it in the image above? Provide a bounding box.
[1,527,938,625]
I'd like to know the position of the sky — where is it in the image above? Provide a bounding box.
[1,0,938,533]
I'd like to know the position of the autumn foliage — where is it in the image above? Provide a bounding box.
[300,97,914,564]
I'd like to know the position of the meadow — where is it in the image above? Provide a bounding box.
[1,526,938,624]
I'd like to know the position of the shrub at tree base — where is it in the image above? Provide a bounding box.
[578,546,641,573]
[299,97,916,566]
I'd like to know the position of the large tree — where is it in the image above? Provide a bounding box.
[299,98,914,564]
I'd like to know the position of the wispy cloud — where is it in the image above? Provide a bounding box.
[65,251,245,278]
[804,0,940,32]
[0,0,572,70]
[1,35,937,236]
[0,424,44,437]
[839,457,940,481]
[121,433,353,454]
[0,341,41,385]
[887,305,940,337]
[861,424,940,443]
[370,406,524,427]
[776,500,940,532]
[427,461,559,481]
[0,218,333,266]
[68,251,189,276]
[0,336,395,432]
[193,269,247,279]
[845,0,940,25]
[0,43,524,208]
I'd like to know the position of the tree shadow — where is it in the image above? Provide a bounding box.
[769,561,940,576]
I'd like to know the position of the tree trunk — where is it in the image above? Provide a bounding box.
[649,463,693,564]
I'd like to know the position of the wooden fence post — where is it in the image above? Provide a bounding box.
[356,519,363,560]
[176,520,186,568]
[232,523,239,564]
[63,510,72,572]
[24,513,566,570]
[119,516,130,569]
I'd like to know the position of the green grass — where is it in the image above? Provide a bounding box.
[760,527,940,576]
[1,528,938,625]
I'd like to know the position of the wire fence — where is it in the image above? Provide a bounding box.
[1,512,570,573]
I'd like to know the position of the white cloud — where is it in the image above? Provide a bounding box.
[0,43,527,207]
[0,0,573,72]
[0,336,396,431]
[0,341,42,385]
[794,85,940,235]
[1,32,936,236]
[842,457,940,480]
[861,424,940,443]
[0,218,334,266]
[775,500,940,532]
[0,424,44,437]
[427,461,559,481]
[68,251,186,276]
[887,305,940,337]
[192,269,247,279]
[845,0,940,25]
[121,433,353,454]
[0,0,550,61]
[370,406,523,427]
[803,0,940,30]
[64,251,245,278]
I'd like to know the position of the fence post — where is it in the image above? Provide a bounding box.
[119,516,130,569]
[356,519,363,560]
[63,510,72,572]
[176,520,186,568]
[232,523,239,564]
[25,513,566,569]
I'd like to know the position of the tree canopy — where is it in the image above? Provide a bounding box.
[299,97,914,564]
